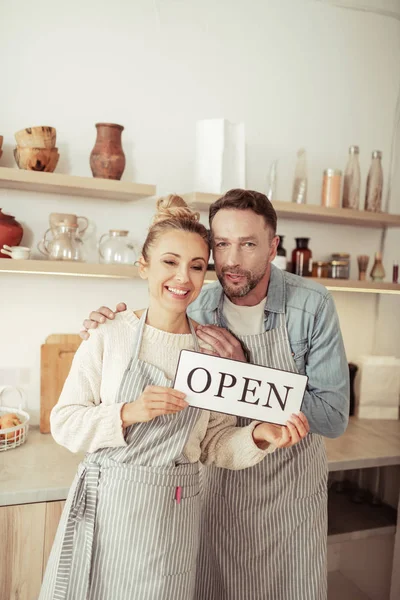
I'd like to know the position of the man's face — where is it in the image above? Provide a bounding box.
[211,208,279,302]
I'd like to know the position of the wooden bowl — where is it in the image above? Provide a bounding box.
[14,126,56,149]
[13,147,59,172]
[0,135,3,149]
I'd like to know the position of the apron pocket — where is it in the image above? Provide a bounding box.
[163,491,201,576]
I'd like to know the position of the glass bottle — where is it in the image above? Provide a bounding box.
[266,159,278,202]
[365,151,383,212]
[342,145,361,210]
[292,148,307,204]
[272,235,287,270]
[370,252,385,281]
[292,238,312,277]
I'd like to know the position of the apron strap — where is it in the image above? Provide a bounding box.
[131,309,148,362]
[53,463,100,600]
[188,318,200,352]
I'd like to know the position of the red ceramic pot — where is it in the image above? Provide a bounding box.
[0,209,23,258]
[89,123,126,180]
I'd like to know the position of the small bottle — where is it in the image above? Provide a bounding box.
[292,238,312,277]
[370,252,385,281]
[342,145,361,210]
[322,169,342,208]
[365,151,383,212]
[292,149,307,204]
[393,261,399,284]
[272,235,287,270]
[266,160,278,202]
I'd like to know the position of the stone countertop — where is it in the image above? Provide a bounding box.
[1,419,399,507]
[0,426,83,507]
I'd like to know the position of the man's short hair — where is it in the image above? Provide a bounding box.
[209,189,277,235]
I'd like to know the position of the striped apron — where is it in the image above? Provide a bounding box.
[40,310,203,600]
[196,310,328,600]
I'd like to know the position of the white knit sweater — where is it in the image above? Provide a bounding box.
[50,311,274,469]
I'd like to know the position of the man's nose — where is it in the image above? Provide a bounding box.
[225,246,240,266]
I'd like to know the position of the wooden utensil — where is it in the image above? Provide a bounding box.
[40,334,81,433]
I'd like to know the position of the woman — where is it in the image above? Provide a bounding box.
[40,196,309,600]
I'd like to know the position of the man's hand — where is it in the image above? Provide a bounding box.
[80,303,127,340]
[196,325,247,362]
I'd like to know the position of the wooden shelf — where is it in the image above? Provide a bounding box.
[184,192,400,229]
[0,259,138,279]
[1,261,400,294]
[314,278,400,295]
[0,167,156,202]
[203,271,400,295]
[328,487,397,543]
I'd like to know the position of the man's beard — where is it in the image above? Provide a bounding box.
[217,262,269,298]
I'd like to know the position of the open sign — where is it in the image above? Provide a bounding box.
[174,350,308,425]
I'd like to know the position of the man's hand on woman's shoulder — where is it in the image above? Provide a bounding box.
[80,303,127,340]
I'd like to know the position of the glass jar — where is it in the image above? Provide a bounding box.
[322,169,342,208]
[329,260,349,279]
[292,238,312,277]
[272,235,287,270]
[98,230,137,264]
[331,253,350,278]
[38,223,85,262]
[312,261,329,278]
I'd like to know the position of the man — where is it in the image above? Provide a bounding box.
[81,189,349,599]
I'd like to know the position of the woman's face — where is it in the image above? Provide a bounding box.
[139,229,209,314]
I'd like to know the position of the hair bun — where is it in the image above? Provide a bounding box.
[152,195,200,225]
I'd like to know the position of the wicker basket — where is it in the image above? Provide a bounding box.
[0,386,30,452]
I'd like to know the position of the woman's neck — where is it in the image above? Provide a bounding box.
[144,305,191,334]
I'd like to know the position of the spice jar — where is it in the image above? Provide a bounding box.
[322,169,342,208]
[312,261,329,279]
[329,260,349,279]
[292,238,312,277]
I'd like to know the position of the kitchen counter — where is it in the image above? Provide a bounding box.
[0,427,84,507]
[1,419,399,507]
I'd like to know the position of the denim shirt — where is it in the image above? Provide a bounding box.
[188,264,350,439]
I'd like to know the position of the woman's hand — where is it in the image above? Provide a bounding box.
[253,412,310,450]
[121,385,188,428]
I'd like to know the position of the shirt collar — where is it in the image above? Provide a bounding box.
[206,264,286,314]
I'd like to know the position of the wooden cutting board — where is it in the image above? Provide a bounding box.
[40,334,82,433]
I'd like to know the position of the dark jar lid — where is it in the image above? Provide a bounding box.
[295,237,310,248]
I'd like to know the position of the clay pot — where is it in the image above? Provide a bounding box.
[90,123,126,180]
[13,147,59,172]
[0,210,23,258]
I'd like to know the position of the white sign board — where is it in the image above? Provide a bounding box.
[174,350,308,425]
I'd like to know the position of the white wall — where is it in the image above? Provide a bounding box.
[1,0,399,422]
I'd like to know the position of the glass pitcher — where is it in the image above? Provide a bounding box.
[98,230,137,264]
[38,223,85,261]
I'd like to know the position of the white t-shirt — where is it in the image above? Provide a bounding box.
[222,294,266,335]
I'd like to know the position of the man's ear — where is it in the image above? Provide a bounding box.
[269,235,280,263]
[137,256,148,280]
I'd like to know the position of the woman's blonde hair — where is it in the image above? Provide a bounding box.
[141,195,210,261]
